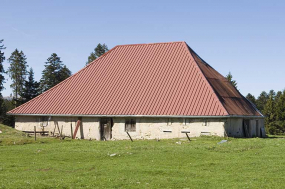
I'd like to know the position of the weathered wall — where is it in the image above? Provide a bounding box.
[15,116,100,140]
[111,118,226,140]
[15,116,265,140]
[224,118,265,137]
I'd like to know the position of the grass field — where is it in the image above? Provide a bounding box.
[1,124,285,188]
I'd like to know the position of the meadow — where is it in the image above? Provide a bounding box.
[1,124,285,188]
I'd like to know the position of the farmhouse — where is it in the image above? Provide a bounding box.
[8,42,265,140]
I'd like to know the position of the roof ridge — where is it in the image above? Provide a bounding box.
[115,41,185,47]
[183,42,229,115]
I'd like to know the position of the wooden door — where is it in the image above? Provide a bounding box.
[100,118,112,140]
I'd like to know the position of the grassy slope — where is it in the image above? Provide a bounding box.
[0,124,57,146]
[1,125,285,188]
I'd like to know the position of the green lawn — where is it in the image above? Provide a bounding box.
[1,124,285,188]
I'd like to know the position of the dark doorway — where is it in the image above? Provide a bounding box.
[100,118,113,140]
[243,119,250,138]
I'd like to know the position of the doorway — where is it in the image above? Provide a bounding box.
[100,118,113,140]
[243,119,250,137]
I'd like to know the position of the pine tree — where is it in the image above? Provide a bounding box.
[0,39,6,93]
[86,43,109,64]
[7,49,28,106]
[226,72,238,89]
[21,68,40,103]
[58,65,72,82]
[40,53,71,92]
[95,43,108,58]
[246,93,256,106]
[256,91,269,113]
[0,39,6,122]
[266,90,285,134]
[275,90,285,121]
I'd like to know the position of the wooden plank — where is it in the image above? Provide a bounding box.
[126,131,133,142]
[73,120,81,139]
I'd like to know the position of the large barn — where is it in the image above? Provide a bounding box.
[8,42,265,140]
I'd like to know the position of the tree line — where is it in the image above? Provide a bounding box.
[0,39,108,127]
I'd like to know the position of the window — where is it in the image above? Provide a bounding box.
[39,116,49,127]
[125,119,136,132]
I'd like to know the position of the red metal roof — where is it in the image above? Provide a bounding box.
[8,42,261,116]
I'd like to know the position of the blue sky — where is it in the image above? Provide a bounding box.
[1,0,284,97]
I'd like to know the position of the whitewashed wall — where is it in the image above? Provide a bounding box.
[14,116,265,140]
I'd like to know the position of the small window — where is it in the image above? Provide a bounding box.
[39,116,49,127]
[125,119,136,132]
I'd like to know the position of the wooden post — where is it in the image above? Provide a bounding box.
[60,125,63,139]
[70,123,73,139]
[126,131,133,142]
[34,126,36,141]
[73,119,81,139]
[185,133,191,142]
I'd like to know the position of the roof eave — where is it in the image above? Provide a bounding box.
[8,113,264,119]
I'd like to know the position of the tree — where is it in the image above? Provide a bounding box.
[265,90,285,134]
[0,39,5,93]
[1,99,15,127]
[275,90,285,122]
[256,91,269,113]
[86,43,109,64]
[0,39,6,123]
[58,65,72,82]
[226,72,238,89]
[246,93,256,106]
[7,49,28,106]
[21,68,40,103]
[40,53,71,92]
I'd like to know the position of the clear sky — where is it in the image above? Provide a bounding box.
[1,0,284,98]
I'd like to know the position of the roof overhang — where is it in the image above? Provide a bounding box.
[8,113,264,119]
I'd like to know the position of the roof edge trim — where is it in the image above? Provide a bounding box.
[9,113,264,119]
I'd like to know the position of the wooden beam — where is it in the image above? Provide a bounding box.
[73,120,81,139]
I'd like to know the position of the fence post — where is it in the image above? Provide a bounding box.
[34,126,36,141]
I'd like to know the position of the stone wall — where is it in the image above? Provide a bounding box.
[15,116,265,140]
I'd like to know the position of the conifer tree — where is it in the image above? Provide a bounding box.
[86,43,109,64]
[0,39,5,93]
[256,91,269,113]
[246,93,256,106]
[21,68,40,103]
[226,72,238,89]
[0,39,6,122]
[7,49,28,106]
[40,53,71,92]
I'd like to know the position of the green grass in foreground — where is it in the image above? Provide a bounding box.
[1,124,285,188]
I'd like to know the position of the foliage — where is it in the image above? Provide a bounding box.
[86,43,109,64]
[246,93,256,105]
[226,72,238,89]
[0,100,15,127]
[256,91,269,113]
[1,133,285,188]
[21,68,40,103]
[0,39,6,93]
[40,53,71,92]
[7,49,28,106]
[258,90,285,135]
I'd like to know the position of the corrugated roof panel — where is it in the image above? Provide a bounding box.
[8,41,261,116]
